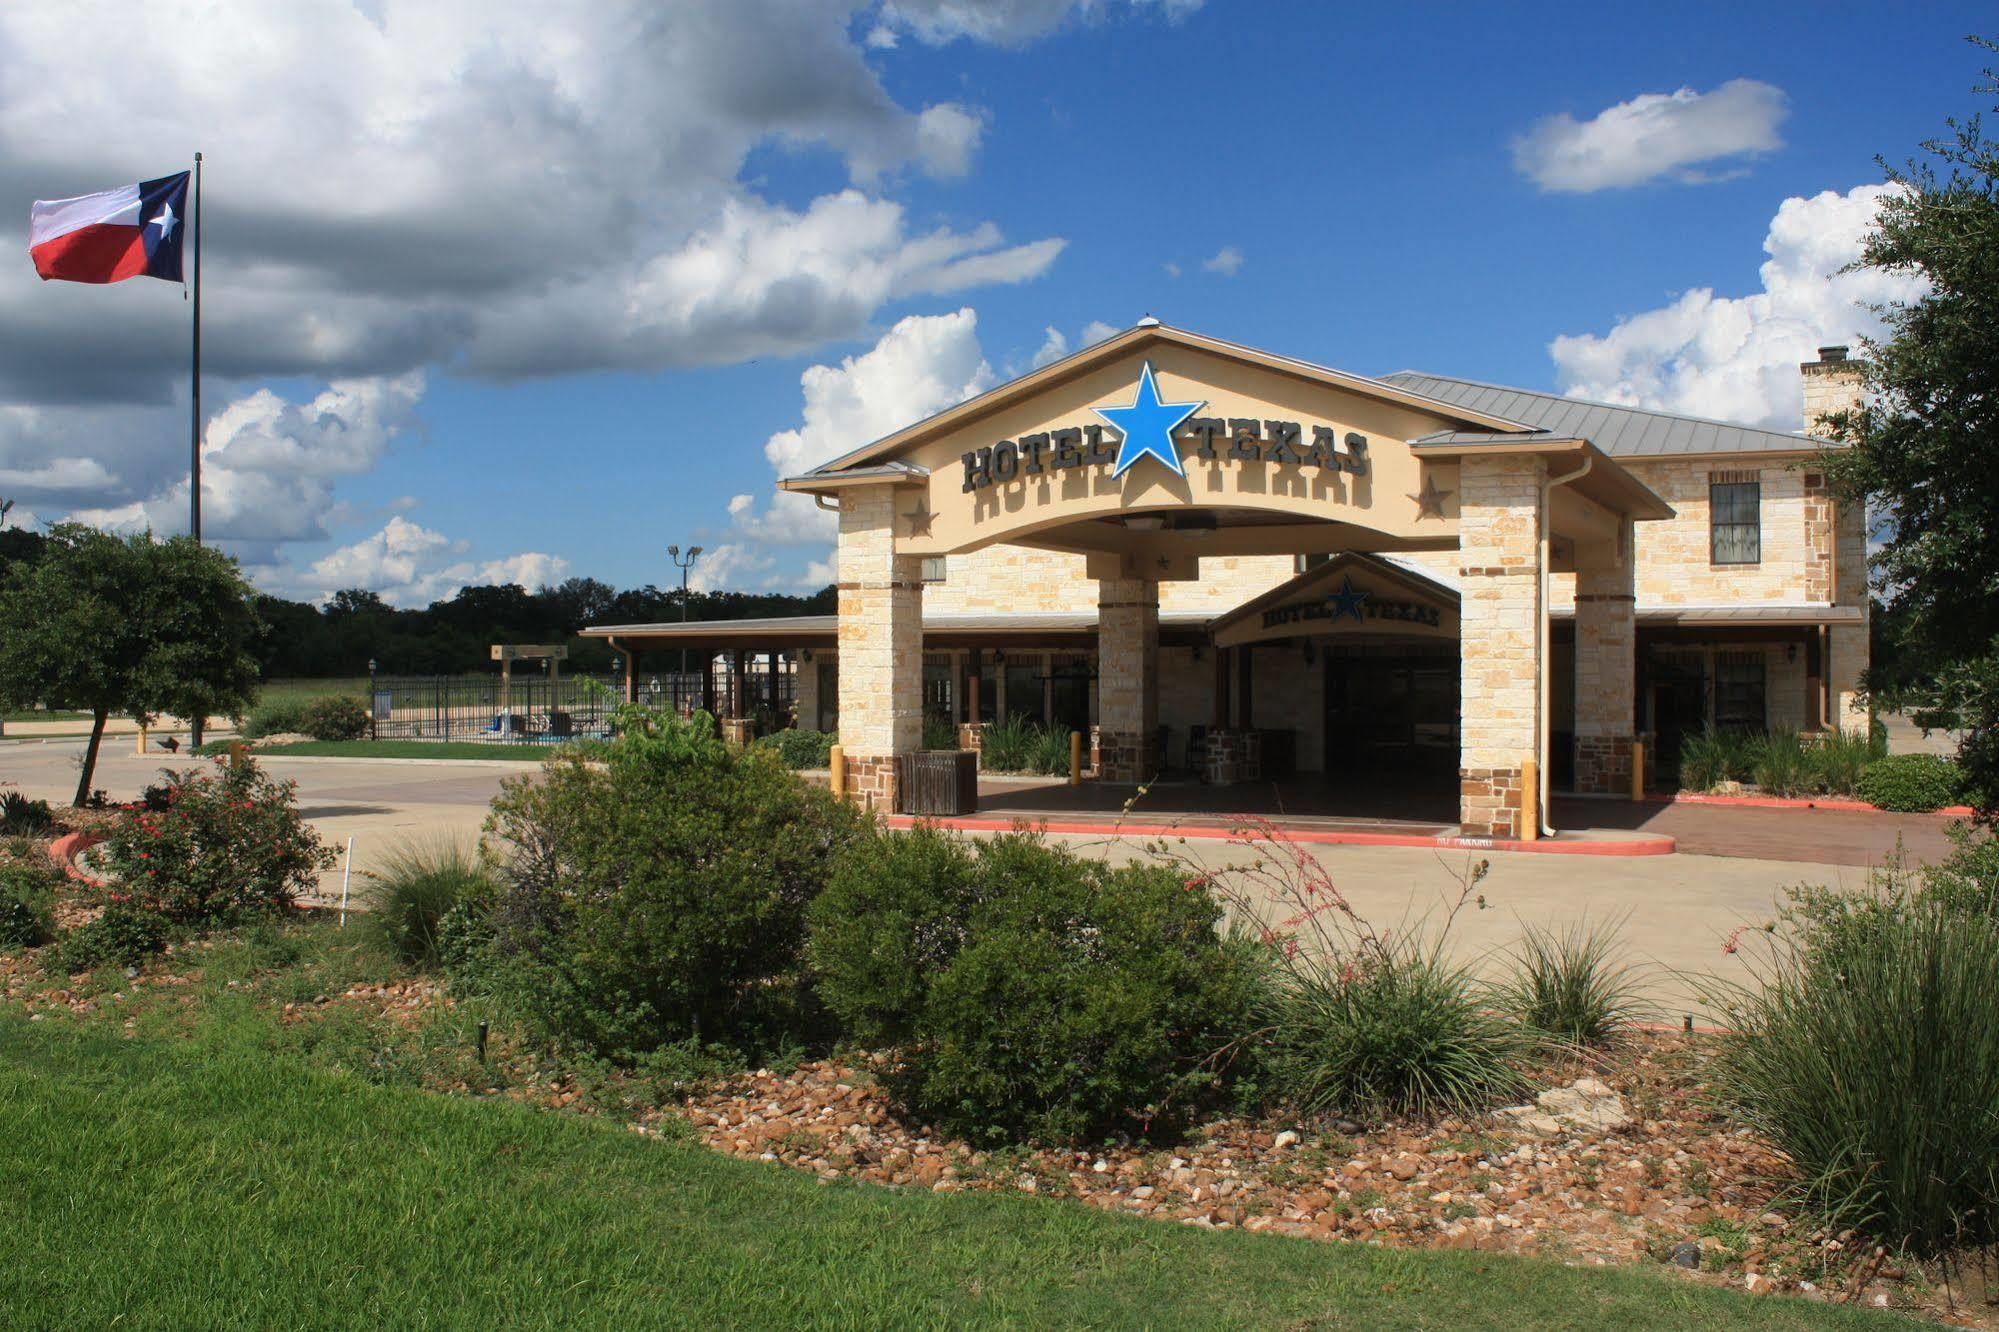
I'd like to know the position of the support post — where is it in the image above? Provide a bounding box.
[834,486,923,809]
[1096,576,1159,783]
[1069,730,1083,786]
[1458,455,1545,838]
[1572,519,1637,796]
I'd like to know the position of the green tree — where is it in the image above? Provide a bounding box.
[0,524,261,805]
[1822,38,1999,816]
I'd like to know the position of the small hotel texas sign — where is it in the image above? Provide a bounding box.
[1259,576,1444,631]
[961,361,1372,492]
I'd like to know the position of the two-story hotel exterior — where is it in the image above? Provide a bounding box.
[584,322,1868,838]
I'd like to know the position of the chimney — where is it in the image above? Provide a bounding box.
[1800,345,1863,440]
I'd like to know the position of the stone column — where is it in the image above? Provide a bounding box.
[1096,576,1159,783]
[836,486,923,808]
[1458,455,1544,837]
[1572,521,1636,794]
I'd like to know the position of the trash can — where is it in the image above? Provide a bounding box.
[896,749,978,816]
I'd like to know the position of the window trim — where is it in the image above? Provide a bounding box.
[1708,471,1761,566]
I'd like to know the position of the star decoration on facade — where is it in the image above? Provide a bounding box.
[1408,473,1451,519]
[903,501,933,537]
[1092,360,1203,479]
[149,201,178,240]
[1325,576,1370,622]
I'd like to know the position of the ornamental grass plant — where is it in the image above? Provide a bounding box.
[1499,917,1647,1049]
[1705,859,1999,1258]
[1160,819,1529,1125]
[361,839,493,969]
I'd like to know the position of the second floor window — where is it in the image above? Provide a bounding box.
[1709,472,1761,565]
[920,556,948,584]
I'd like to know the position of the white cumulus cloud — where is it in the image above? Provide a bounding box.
[874,0,1202,46]
[704,307,997,589]
[1202,245,1244,276]
[1512,79,1789,194]
[1547,184,1924,429]
[301,515,568,607]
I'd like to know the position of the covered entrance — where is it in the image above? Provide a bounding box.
[774,322,1676,837]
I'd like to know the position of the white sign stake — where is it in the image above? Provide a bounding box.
[339,836,354,927]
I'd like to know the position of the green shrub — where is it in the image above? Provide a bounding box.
[751,728,835,770]
[1500,918,1645,1048]
[1262,941,1528,1124]
[482,704,866,1061]
[239,697,313,739]
[57,902,171,972]
[361,840,492,969]
[1804,726,1885,797]
[0,862,57,949]
[301,695,370,742]
[99,755,335,924]
[1708,890,1999,1255]
[1025,724,1073,776]
[0,791,57,836]
[1678,727,1756,792]
[976,714,1071,775]
[1856,752,1963,812]
[921,713,959,751]
[975,713,1033,772]
[809,827,1264,1145]
[1749,728,1815,797]
[1922,824,1999,917]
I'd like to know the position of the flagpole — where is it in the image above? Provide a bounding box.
[190,150,202,544]
[189,150,205,752]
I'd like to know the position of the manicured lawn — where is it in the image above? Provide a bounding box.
[0,944,1892,1330]
[255,676,373,705]
[221,739,565,761]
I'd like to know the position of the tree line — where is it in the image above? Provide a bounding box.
[0,524,831,680]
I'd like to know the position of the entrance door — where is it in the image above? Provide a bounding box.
[1323,652,1460,781]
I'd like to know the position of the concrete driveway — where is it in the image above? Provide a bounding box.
[0,737,1936,1012]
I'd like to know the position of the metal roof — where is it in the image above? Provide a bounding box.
[1382,371,1833,458]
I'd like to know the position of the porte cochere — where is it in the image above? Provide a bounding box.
[585,323,1870,838]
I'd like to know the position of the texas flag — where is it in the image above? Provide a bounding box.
[29,172,188,284]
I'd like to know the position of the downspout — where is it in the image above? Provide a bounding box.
[1539,453,1594,839]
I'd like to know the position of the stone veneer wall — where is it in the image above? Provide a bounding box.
[1457,455,1544,837]
[1571,529,1636,796]
[835,488,923,809]
[923,544,1298,617]
[1096,577,1159,781]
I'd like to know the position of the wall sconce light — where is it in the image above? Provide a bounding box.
[1191,644,1204,661]
[1785,643,1797,663]
[1302,640,1317,666]
[801,648,813,662]
[992,649,1007,666]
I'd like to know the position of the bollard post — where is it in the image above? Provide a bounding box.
[135,723,148,756]
[1068,731,1082,786]
[1630,738,1647,801]
[829,743,846,799]
[1519,755,1539,842]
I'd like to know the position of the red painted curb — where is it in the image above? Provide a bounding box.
[1640,792,1974,817]
[880,815,1676,857]
[47,830,107,886]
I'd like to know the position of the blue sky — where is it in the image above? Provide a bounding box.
[0,0,1981,600]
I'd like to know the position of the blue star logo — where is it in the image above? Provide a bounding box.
[1325,577,1370,622]
[1092,360,1203,479]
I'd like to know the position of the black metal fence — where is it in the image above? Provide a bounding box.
[369,672,623,742]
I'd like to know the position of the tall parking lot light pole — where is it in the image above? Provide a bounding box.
[667,545,701,713]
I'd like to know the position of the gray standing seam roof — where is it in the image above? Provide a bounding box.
[1381,371,1834,458]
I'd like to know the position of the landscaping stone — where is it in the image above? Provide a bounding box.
[1494,1077,1631,1137]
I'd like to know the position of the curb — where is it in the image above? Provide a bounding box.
[1637,792,1974,817]
[880,815,1676,857]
